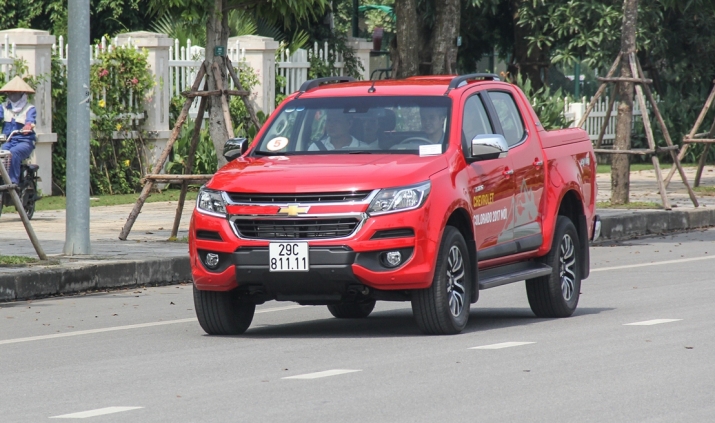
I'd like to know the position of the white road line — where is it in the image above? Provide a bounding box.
[50,406,143,419]
[469,342,536,350]
[592,255,715,273]
[623,319,682,326]
[282,369,362,380]
[0,305,306,346]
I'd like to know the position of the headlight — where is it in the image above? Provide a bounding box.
[197,188,227,217]
[367,181,431,215]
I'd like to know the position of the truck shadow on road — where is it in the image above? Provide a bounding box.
[241,306,614,338]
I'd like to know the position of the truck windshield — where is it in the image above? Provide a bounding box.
[252,96,451,155]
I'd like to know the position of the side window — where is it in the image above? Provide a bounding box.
[462,94,493,143]
[489,92,526,147]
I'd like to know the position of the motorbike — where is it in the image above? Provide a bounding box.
[0,130,41,219]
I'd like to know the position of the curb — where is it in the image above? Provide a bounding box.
[3,209,715,302]
[0,257,191,302]
[597,208,715,242]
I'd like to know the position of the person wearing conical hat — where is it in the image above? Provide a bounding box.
[0,76,36,185]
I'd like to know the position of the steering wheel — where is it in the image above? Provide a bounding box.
[393,136,434,147]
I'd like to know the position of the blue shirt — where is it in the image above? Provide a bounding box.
[0,103,37,144]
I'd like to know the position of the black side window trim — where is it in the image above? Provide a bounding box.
[484,90,528,149]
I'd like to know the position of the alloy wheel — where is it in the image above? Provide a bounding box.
[559,234,576,301]
[446,245,466,317]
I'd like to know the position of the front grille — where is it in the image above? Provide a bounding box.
[234,218,361,239]
[227,191,372,204]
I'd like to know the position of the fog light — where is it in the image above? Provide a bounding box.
[384,251,402,268]
[205,253,220,269]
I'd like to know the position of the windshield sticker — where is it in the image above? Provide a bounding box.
[285,107,295,113]
[266,137,289,151]
[419,144,442,156]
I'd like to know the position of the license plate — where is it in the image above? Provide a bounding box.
[269,242,309,272]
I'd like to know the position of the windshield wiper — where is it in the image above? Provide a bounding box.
[253,150,290,156]
[348,151,373,154]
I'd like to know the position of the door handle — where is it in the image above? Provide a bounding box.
[503,169,514,176]
[533,159,544,167]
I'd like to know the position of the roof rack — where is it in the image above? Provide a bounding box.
[444,73,500,95]
[298,76,356,94]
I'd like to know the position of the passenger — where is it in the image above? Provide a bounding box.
[420,107,447,144]
[309,110,370,151]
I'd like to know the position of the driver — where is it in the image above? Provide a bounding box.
[309,110,370,151]
[420,107,447,144]
[0,76,36,185]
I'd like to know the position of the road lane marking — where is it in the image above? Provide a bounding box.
[50,406,142,419]
[0,305,307,346]
[469,342,536,350]
[592,255,715,273]
[624,319,682,326]
[283,369,362,380]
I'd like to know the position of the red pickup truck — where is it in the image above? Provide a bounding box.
[189,74,600,335]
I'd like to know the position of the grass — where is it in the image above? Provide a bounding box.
[596,163,697,174]
[693,186,715,196]
[597,201,662,209]
[2,189,198,213]
[0,255,38,265]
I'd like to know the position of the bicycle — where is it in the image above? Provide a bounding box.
[0,130,41,219]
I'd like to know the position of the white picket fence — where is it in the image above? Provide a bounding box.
[0,34,18,84]
[565,96,650,146]
[53,35,145,126]
[277,41,345,95]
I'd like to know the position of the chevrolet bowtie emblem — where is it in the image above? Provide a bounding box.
[278,205,310,216]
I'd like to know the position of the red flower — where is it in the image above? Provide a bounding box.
[98,68,109,78]
[131,78,139,85]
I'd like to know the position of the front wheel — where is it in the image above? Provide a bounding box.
[20,186,35,220]
[526,216,581,317]
[411,226,471,335]
[193,286,255,335]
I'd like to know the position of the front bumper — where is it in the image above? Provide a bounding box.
[189,207,439,301]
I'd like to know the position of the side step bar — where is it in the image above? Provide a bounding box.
[479,261,553,290]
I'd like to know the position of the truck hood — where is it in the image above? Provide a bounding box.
[206,154,448,193]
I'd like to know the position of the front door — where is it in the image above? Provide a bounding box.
[487,91,544,244]
[461,92,515,256]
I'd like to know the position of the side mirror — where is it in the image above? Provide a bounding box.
[468,134,508,162]
[223,138,248,161]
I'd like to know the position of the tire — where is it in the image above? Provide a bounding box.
[193,285,255,335]
[526,216,581,318]
[411,226,471,335]
[327,300,376,319]
[20,186,35,220]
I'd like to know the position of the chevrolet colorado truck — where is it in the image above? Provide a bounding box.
[189,74,600,335]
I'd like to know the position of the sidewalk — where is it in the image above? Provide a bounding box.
[2,165,715,302]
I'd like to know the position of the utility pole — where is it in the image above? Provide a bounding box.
[64,0,91,255]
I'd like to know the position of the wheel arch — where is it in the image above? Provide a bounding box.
[556,190,590,279]
[445,207,479,303]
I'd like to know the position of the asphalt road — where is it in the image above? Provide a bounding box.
[2,229,715,422]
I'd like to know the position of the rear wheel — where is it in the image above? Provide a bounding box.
[327,300,376,318]
[193,286,255,335]
[411,226,471,335]
[526,216,581,317]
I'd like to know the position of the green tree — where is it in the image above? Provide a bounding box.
[147,0,328,167]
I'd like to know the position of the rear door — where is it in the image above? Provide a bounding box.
[460,91,515,255]
[485,90,545,250]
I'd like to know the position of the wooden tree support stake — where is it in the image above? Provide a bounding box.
[578,52,698,209]
[119,64,207,240]
[171,90,209,239]
[664,80,715,187]
[0,155,47,260]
